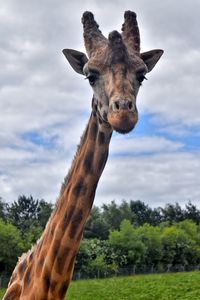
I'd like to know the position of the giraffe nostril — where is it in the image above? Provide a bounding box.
[112,101,120,112]
[115,102,120,110]
[111,100,136,112]
[128,102,133,110]
[128,101,137,112]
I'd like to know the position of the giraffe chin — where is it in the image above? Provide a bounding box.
[112,125,136,134]
[108,112,138,134]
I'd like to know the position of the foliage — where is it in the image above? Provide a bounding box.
[185,201,200,224]
[75,219,200,275]
[1,196,200,279]
[109,220,146,268]
[160,203,185,224]
[130,200,153,226]
[84,206,109,240]
[36,199,54,229]
[0,198,7,221]
[137,224,163,269]
[0,219,24,273]
[23,225,43,250]
[75,239,115,276]
[101,200,133,231]
[86,200,200,240]
[7,195,53,234]
[161,221,200,269]
[7,195,39,234]
[0,195,53,275]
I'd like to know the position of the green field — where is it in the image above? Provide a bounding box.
[1,271,200,299]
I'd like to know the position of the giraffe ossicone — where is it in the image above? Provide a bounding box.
[3,11,163,300]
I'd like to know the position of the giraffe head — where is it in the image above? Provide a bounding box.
[63,11,163,134]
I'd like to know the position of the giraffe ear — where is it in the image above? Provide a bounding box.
[62,49,88,75]
[140,49,164,72]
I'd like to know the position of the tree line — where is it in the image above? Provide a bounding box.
[0,196,200,278]
[0,195,53,276]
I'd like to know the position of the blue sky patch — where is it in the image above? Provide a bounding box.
[22,131,58,149]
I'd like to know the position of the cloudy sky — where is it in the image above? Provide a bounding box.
[1,0,200,208]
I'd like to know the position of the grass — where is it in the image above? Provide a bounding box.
[0,290,5,299]
[1,271,200,299]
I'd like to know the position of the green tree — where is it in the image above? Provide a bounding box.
[7,195,38,234]
[7,195,53,236]
[75,239,112,276]
[0,197,7,221]
[37,199,53,229]
[149,207,163,226]
[161,221,200,269]
[23,225,43,250]
[102,200,132,231]
[85,206,109,239]
[88,254,108,277]
[185,201,200,224]
[109,220,146,269]
[130,200,153,226]
[137,223,163,270]
[0,219,24,273]
[161,203,185,224]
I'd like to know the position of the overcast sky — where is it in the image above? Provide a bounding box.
[0,0,200,208]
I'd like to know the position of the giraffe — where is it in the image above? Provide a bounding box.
[3,11,163,300]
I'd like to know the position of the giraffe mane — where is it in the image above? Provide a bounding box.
[59,122,88,197]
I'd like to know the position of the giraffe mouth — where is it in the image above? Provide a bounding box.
[107,110,138,134]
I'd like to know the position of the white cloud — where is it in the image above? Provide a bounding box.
[96,150,200,207]
[110,135,184,155]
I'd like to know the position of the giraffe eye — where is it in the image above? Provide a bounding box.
[86,74,98,86]
[136,73,147,86]
[85,70,99,86]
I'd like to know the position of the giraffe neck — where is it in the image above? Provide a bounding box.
[4,110,113,300]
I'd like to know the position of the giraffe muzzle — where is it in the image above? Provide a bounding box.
[108,99,138,134]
